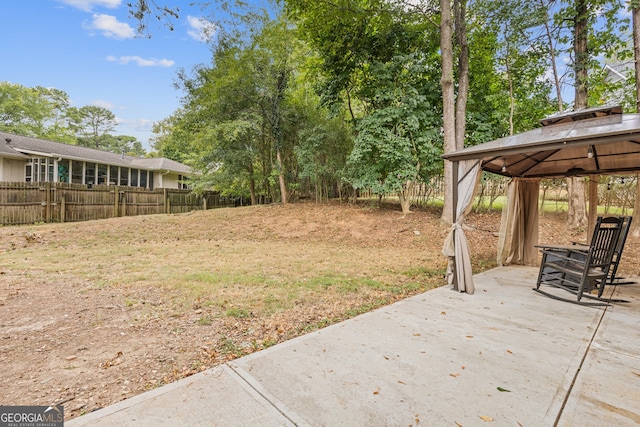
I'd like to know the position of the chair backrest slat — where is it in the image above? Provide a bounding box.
[586,217,623,271]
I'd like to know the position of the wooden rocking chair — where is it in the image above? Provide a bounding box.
[534,216,624,306]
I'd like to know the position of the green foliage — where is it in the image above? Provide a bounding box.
[155,8,354,202]
[69,105,116,147]
[0,82,59,137]
[285,0,433,115]
[346,53,442,199]
[471,0,556,137]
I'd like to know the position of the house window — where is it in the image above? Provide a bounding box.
[25,162,33,182]
[120,167,129,186]
[71,161,83,184]
[140,170,148,188]
[148,172,154,190]
[178,174,189,190]
[130,168,139,187]
[26,158,55,182]
[58,160,69,183]
[97,164,108,185]
[39,159,47,182]
[85,163,96,185]
[47,160,54,182]
[109,166,119,185]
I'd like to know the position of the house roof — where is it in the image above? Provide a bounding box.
[442,106,640,178]
[0,138,29,159]
[604,61,633,83]
[0,131,191,174]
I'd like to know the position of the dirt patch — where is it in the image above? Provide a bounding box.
[0,201,638,420]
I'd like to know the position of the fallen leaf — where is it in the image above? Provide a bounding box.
[441,311,447,315]
[497,387,511,392]
[398,380,406,385]
[413,333,421,336]
[506,349,513,354]
[455,422,463,427]
[479,415,494,422]
[449,373,460,378]
[373,387,380,395]
[632,371,640,377]
[466,335,474,338]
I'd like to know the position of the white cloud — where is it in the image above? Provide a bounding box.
[57,0,121,12]
[106,55,175,67]
[84,14,135,39]
[130,118,154,132]
[91,99,116,109]
[187,16,216,42]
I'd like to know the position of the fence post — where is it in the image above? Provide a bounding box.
[61,197,66,223]
[113,186,119,217]
[121,191,127,217]
[203,196,207,211]
[45,182,51,223]
[163,189,169,214]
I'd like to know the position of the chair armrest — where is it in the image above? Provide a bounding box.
[540,249,587,266]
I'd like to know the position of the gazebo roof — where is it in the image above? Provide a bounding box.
[442,106,640,178]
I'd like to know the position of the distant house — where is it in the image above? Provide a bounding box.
[602,61,634,108]
[604,61,633,84]
[0,131,191,190]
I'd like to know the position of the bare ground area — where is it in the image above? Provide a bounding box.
[1,201,638,420]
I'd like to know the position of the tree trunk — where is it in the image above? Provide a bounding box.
[567,0,589,229]
[539,0,564,112]
[504,30,515,135]
[567,177,588,228]
[440,0,456,225]
[574,0,588,111]
[454,0,469,151]
[276,149,288,204]
[398,190,412,215]
[248,165,257,206]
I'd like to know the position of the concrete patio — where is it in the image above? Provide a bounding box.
[67,266,640,426]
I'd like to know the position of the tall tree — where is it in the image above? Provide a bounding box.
[566,0,590,229]
[564,0,627,228]
[0,82,56,137]
[440,0,471,224]
[69,105,117,149]
[346,53,443,214]
[161,12,326,204]
[35,86,76,143]
[286,0,445,211]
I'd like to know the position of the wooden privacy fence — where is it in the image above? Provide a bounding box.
[0,182,235,226]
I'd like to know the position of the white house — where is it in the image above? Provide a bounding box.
[0,131,191,190]
[602,61,634,108]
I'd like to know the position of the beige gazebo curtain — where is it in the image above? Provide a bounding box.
[497,178,540,266]
[443,160,482,294]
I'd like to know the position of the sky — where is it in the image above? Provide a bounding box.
[1,0,217,150]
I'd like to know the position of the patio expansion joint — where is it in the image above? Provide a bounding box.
[225,362,311,427]
[553,304,609,426]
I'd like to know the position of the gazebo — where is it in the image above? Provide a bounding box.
[441,106,640,294]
